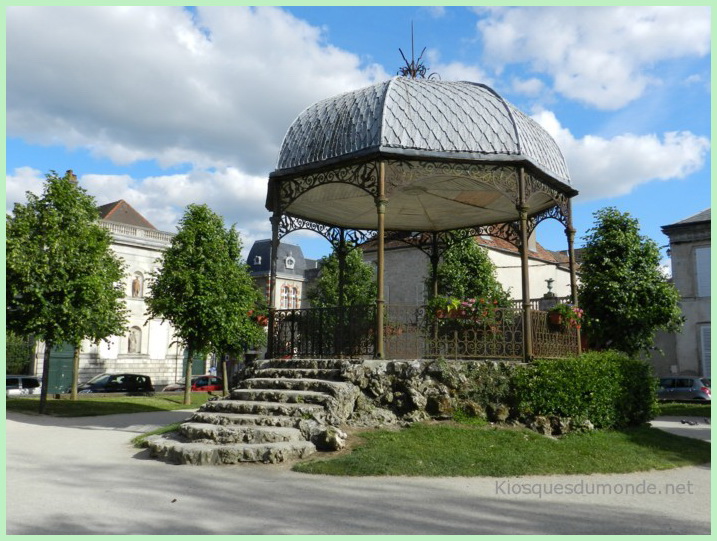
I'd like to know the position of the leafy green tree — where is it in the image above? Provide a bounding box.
[145,204,265,405]
[5,330,35,375]
[432,235,511,305]
[307,247,376,308]
[578,207,683,356]
[6,170,128,412]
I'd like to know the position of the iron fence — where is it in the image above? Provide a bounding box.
[271,305,375,358]
[270,303,579,360]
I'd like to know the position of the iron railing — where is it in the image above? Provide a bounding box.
[270,303,579,360]
[271,305,375,358]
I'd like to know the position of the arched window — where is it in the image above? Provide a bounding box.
[280,286,290,309]
[288,287,295,309]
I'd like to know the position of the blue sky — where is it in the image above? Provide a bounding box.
[5,6,711,262]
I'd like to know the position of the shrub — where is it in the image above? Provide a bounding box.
[454,361,520,417]
[513,351,658,429]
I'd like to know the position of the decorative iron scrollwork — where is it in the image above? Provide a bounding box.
[278,214,373,252]
[529,205,569,235]
[383,159,520,204]
[278,161,380,209]
[524,171,570,227]
[270,304,578,360]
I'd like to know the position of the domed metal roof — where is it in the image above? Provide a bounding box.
[274,77,570,185]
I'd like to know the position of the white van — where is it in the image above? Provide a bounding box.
[6,375,42,396]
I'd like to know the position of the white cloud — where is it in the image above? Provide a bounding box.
[6,6,389,175]
[423,6,447,19]
[6,166,273,253]
[532,110,711,200]
[85,168,269,233]
[478,6,710,109]
[5,167,47,211]
[511,77,545,97]
[425,49,493,84]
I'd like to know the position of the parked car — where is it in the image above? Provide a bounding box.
[76,373,155,395]
[6,375,42,397]
[162,375,223,393]
[657,376,711,401]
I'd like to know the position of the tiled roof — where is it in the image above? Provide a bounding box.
[661,208,711,236]
[673,208,710,226]
[98,200,156,230]
[275,77,571,185]
[247,239,310,278]
[362,232,569,266]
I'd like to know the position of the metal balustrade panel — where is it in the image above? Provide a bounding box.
[270,304,578,360]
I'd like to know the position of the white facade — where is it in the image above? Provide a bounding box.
[363,235,574,307]
[651,210,711,377]
[36,218,201,388]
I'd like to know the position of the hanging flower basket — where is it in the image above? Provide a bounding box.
[547,303,583,330]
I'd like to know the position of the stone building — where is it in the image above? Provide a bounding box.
[362,233,573,307]
[36,200,195,391]
[246,239,320,309]
[651,209,711,377]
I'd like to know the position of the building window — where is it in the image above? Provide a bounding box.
[280,286,289,309]
[695,246,710,297]
[289,287,298,309]
[253,255,262,266]
[700,324,711,378]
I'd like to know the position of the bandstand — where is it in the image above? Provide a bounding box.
[265,75,580,362]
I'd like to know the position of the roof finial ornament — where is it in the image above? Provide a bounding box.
[398,22,438,80]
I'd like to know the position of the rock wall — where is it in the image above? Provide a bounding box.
[240,358,517,429]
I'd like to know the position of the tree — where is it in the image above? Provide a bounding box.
[307,246,376,308]
[145,204,265,405]
[432,235,511,305]
[6,170,128,412]
[578,207,683,357]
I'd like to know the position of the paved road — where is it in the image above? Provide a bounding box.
[6,411,711,535]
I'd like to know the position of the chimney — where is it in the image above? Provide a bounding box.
[66,170,78,185]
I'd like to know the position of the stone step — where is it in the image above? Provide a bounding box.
[254,367,343,381]
[200,399,325,417]
[178,422,303,444]
[242,378,347,396]
[230,388,331,406]
[147,433,316,465]
[256,359,353,370]
[190,411,300,428]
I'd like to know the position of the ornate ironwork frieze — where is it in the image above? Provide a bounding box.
[278,214,374,252]
[278,160,381,209]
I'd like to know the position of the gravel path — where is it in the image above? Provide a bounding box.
[6,411,710,535]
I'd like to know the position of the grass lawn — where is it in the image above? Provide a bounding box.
[5,393,214,417]
[658,402,711,418]
[131,422,184,448]
[293,421,711,477]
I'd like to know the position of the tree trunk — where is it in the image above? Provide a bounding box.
[70,342,80,401]
[39,341,52,415]
[183,347,193,406]
[222,354,229,396]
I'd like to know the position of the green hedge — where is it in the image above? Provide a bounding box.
[513,351,659,429]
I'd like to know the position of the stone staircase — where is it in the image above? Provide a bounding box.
[147,359,359,465]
